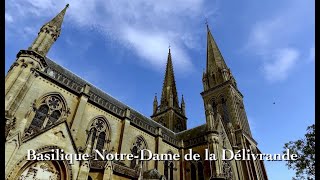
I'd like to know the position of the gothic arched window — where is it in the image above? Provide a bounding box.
[211,99,217,112]
[163,151,175,180]
[24,94,68,138]
[174,120,183,132]
[32,105,48,128]
[86,117,111,155]
[169,162,174,180]
[198,161,205,180]
[164,160,168,179]
[130,136,148,171]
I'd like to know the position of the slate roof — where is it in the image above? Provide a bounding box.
[41,56,207,148]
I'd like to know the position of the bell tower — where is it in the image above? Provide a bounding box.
[201,24,252,137]
[151,48,187,133]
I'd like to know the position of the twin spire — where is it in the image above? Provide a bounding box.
[29,4,69,56]
[206,24,228,72]
[203,24,234,90]
[153,48,185,115]
[160,48,180,109]
[46,4,69,33]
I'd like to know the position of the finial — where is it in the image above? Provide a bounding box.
[168,44,171,53]
[205,18,209,27]
[154,93,158,102]
[66,4,69,8]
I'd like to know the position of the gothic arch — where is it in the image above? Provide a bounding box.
[187,151,205,180]
[6,146,73,180]
[164,150,175,180]
[85,116,112,153]
[23,92,70,140]
[209,97,217,112]
[130,135,148,170]
[131,135,148,150]
[86,116,111,139]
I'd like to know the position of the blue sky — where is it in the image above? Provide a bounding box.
[5,0,314,179]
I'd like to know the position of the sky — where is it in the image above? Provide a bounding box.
[5,0,315,179]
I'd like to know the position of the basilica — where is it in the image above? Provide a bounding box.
[5,4,268,180]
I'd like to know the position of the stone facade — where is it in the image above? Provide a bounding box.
[5,4,268,180]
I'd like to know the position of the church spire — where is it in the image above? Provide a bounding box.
[203,24,233,90]
[160,48,179,109]
[206,24,228,72]
[151,47,187,132]
[46,4,69,34]
[29,4,69,56]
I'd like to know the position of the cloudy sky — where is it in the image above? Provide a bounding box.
[5,0,314,179]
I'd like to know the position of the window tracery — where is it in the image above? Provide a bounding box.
[85,117,110,155]
[130,136,148,171]
[24,94,69,138]
[164,151,174,180]
[18,161,61,180]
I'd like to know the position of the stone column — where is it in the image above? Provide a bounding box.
[118,109,131,166]
[71,84,90,139]
[155,127,163,170]
[5,61,22,94]
[207,133,222,177]
[179,140,185,180]
[5,58,40,117]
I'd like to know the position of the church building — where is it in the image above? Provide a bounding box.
[5,4,268,180]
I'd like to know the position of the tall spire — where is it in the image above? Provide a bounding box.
[29,4,69,56]
[46,4,69,34]
[203,24,233,90]
[206,24,227,73]
[151,47,187,132]
[160,48,179,109]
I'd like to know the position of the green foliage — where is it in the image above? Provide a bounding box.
[283,124,315,180]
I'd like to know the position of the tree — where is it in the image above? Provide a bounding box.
[283,124,315,180]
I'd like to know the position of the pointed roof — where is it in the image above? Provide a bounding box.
[160,48,179,108]
[181,94,185,105]
[46,4,69,30]
[206,24,228,73]
[153,93,158,103]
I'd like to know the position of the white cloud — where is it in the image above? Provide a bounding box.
[245,0,314,82]
[5,0,219,73]
[123,27,193,71]
[262,48,299,82]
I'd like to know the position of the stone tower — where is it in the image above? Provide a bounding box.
[202,25,268,179]
[151,48,187,132]
[5,5,69,136]
[201,25,252,136]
